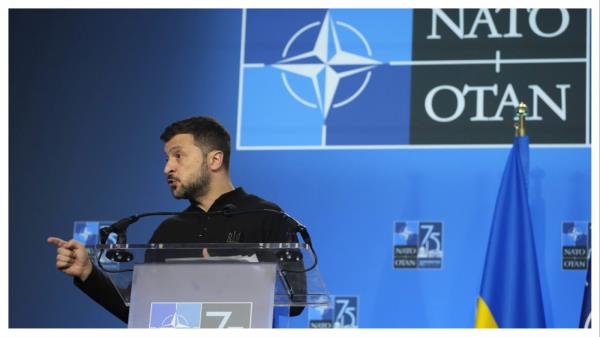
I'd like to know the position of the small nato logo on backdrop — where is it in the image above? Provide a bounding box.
[73,221,117,245]
[73,221,100,245]
[333,296,358,328]
[149,303,201,328]
[74,221,118,269]
[308,296,359,328]
[394,221,443,269]
[308,304,334,328]
[561,221,590,270]
[239,9,412,148]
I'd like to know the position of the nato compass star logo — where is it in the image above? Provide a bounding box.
[273,11,381,144]
[73,221,117,245]
[73,222,98,245]
[160,313,191,328]
[149,303,201,328]
[561,221,590,270]
[394,221,443,269]
[239,9,413,149]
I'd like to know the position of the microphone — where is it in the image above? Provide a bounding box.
[97,204,316,272]
[219,204,317,273]
[98,207,236,263]
[221,204,312,246]
[99,206,238,245]
[99,212,179,263]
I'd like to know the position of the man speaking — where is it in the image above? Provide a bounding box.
[48,116,302,323]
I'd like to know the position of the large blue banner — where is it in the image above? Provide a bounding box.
[9,9,591,328]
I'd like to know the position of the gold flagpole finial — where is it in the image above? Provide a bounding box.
[514,102,528,137]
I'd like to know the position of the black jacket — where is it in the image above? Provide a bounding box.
[75,187,304,323]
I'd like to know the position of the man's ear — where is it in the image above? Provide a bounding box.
[208,150,224,171]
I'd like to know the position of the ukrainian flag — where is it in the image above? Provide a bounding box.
[475,135,546,328]
[579,257,591,328]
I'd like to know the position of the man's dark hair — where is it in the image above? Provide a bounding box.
[160,116,231,171]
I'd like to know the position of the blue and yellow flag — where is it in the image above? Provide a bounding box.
[475,136,546,328]
[579,258,591,328]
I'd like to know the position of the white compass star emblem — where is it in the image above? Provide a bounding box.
[273,11,381,120]
[161,313,190,328]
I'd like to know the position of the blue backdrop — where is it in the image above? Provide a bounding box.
[9,9,590,328]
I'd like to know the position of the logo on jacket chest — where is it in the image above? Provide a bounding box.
[226,231,242,243]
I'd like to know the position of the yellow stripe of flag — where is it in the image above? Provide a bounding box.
[475,296,499,328]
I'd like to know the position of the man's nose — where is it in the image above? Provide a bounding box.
[164,159,175,176]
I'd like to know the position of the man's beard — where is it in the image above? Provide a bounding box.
[174,161,210,200]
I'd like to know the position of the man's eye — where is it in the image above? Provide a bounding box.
[175,153,182,159]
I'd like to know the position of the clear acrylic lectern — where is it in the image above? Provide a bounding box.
[86,243,330,328]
